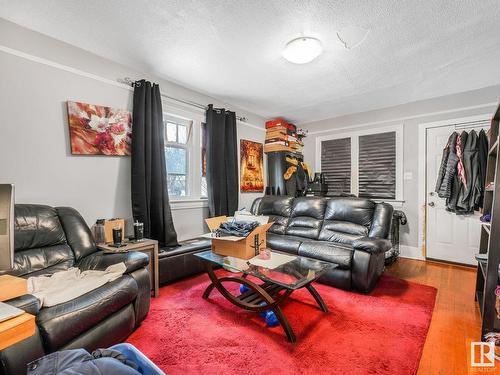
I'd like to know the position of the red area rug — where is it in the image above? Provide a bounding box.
[127,272,437,375]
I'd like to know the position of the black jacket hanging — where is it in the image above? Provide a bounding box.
[453,130,478,214]
[436,132,458,198]
[476,129,489,210]
[459,130,479,213]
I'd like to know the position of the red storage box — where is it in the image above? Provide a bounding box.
[265,118,288,129]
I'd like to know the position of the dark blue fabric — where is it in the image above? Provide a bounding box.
[27,344,164,375]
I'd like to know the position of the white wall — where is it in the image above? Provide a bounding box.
[0,19,266,241]
[302,86,500,259]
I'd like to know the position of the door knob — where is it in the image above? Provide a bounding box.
[428,202,435,207]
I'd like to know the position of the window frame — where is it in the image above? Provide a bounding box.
[164,119,190,197]
[162,102,208,208]
[315,124,404,203]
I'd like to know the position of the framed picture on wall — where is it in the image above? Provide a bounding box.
[67,101,132,155]
[240,139,264,193]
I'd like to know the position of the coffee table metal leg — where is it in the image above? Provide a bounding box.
[305,283,329,312]
[200,262,297,342]
[272,306,296,343]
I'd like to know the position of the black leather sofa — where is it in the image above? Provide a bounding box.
[251,196,393,292]
[0,205,151,375]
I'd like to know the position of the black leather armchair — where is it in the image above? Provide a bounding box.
[0,205,151,375]
[251,196,394,293]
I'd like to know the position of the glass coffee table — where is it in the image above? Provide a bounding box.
[195,250,336,342]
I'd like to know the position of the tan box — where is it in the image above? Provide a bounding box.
[104,218,125,243]
[205,216,273,260]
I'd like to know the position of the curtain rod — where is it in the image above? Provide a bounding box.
[118,77,247,122]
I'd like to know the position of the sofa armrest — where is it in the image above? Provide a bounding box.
[77,250,150,274]
[4,294,40,315]
[352,237,392,254]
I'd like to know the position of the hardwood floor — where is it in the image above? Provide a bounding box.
[385,258,483,375]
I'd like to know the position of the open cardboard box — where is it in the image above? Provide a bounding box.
[204,216,273,260]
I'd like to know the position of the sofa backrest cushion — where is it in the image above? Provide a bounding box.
[57,207,97,261]
[14,204,67,251]
[10,204,74,277]
[9,245,75,277]
[286,197,326,239]
[323,197,375,226]
[318,198,373,245]
[259,196,293,235]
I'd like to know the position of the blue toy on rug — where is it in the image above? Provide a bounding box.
[239,284,279,327]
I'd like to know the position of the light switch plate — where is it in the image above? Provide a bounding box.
[403,172,413,180]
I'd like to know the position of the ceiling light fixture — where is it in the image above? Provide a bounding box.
[282,37,323,64]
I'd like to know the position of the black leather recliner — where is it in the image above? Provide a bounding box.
[0,205,151,375]
[251,196,394,293]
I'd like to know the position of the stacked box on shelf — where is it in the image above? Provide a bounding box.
[264,118,303,154]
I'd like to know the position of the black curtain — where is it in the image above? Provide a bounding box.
[131,79,179,247]
[206,104,239,217]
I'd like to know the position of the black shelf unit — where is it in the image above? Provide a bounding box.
[475,102,500,339]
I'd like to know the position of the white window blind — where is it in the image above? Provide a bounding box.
[321,137,351,196]
[358,131,396,199]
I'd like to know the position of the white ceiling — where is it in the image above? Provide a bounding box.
[1,0,500,124]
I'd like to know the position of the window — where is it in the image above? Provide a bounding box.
[318,126,402,200]
[162,107,207,203]
[321,138,351,195]
[164,117,191,197]
[358,132,396,199]
[200,122,207,197]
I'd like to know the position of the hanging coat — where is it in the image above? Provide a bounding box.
[436,132,458,198]
[447,131,468,212]
[458,130,479,213]
[475,129,489,210]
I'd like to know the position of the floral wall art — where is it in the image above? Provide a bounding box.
[67,101,132,155]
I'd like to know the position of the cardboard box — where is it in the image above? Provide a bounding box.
[104,218,125,243]
[204,216,273,260]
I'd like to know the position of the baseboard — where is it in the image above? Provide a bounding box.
[399,245,425,260]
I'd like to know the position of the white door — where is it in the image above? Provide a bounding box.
[426,125,481,265]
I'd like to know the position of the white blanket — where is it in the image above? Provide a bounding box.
[28,263,127,307]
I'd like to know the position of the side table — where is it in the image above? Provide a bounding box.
[0,275,36,350]
[97,239,159,297]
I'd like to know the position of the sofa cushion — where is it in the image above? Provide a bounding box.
[266,233,305,254]
[286,197,326,239]
[9,244,74,277]
[57,207,97,261]
[298,241,353,269]
[318,220,368,245]
[14,204,66,251]
[324,197,375,227]
[259,196,293,235]
[37,275,138,351]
